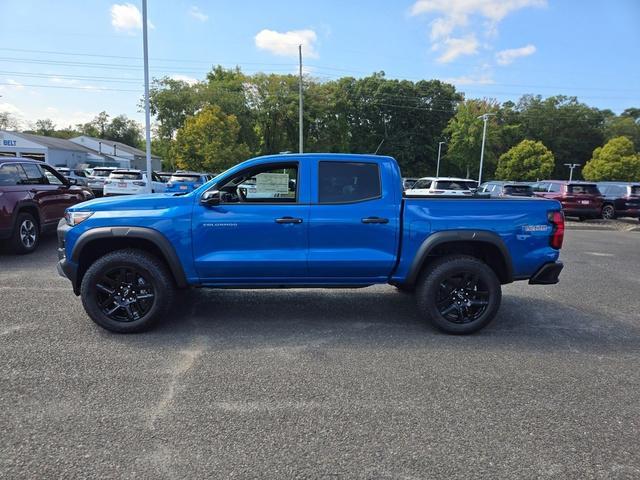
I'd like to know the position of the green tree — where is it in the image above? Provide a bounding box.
[173,105,251,172]
[104,115,143,146]
[603,115,640,146]
[443,99,501,178]
[495,140,555,181]
[583,136,640,181]
[34,119,56,136]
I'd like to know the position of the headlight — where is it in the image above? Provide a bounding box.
[65,211,94,226]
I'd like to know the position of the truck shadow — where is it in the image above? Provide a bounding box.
[144,286,639,354]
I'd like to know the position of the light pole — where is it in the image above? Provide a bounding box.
[476,113,495,185]
[298,44,303,154]
[436,141,445,177]
[142,0,153,192]
[564,163,581,182]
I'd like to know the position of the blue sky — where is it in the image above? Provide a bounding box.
[1,0,638,129]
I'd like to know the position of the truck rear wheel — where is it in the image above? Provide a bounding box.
[80,249,174,333]
[416,255,501,334]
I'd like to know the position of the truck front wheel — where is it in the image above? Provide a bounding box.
[416,255,501,334]
[80,249,175,333]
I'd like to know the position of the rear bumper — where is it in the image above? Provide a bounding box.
[529,261,563,285]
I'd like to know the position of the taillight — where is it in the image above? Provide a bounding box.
[548,210,565,249]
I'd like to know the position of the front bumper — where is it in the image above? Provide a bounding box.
[529,261,563,285]
[56,219,79,294]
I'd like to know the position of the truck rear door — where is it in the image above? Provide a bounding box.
[307,159,400,280]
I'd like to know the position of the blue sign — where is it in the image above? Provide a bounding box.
[2,140,17,147]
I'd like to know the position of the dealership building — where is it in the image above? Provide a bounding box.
[0,130,162,171]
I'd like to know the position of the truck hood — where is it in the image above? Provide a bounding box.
[68,193,191,212]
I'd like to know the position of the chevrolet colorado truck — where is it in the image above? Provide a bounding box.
[57,154,564,334]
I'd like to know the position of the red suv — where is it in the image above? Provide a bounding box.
[532,180,603,220]
[0,158,94,253]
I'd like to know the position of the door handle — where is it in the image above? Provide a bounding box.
[361,216,389,224]
[275,217,303,224]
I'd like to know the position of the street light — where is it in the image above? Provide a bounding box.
[436,141,445,177]
[142,0,153,193]
[564,163,581,182]
[476,113,495,185]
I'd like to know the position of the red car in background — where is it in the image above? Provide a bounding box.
[532,180,603,220]
[0,158,93,253]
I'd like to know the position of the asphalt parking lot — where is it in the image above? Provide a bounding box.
[1,231,639,479]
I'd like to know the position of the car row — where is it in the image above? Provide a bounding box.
[404,177,478,196]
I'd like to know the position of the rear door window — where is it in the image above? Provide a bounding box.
[435,180,468,190]
[20,163,47,185]
[412,179,431,190]
[548,183,561,193]
[318,162,381,203]
[568,184,599,195]
[504,185,533,196]
[631,186,640,196]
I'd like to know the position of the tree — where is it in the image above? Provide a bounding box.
[35,119,56,136]
[443,99,501,178]
[104,115,143,146]
[494,140,555,181]
[172,105,251,172]
[78,111,110,138]
[603,115,640,146]
[582,136,640,181]
[0,111,19,130]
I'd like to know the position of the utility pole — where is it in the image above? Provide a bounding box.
[142,0,153,192]
[476,113,495,185]
[436,141,445,177]
[298,44,303,154]
[564,163,581,182]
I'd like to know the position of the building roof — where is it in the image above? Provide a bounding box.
[71,135,160,159]
[10,132,97,153]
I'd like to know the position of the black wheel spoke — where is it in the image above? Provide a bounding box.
[435,269,491,325]
[95,265,155,323]
[96,283,114,295]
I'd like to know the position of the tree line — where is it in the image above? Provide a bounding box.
[3,66,639,181]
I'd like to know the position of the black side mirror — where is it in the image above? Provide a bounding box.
[201,190,220,206]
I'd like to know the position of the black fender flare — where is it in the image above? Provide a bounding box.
[71,226,188,288]
[405,230,514,285]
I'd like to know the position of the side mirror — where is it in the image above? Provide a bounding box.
[200,190,220,206]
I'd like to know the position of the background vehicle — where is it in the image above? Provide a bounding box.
[402,177,419,190]
[166,172,212,193]
[58,154,564,335]
[532,180,603,220]
[56,167,91,187]
[405,177,474,196]
[596,182,640,220]
[0,158,93,253]
[479,181,534,197]
[155,172,173,183]
[103,170,167,195]
[87,167,117,197]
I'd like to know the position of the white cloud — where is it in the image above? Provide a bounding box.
[2,79,25,90]
[188,6,208,22]
[410,0,545,62]
[169,74,199,85]
[437,35,479,63]
[255,29,318,58]
[49,76,79,85]
[0,102,23,115]
[110,3,153,32]
[442,74,494,85]
[496,44,536,65]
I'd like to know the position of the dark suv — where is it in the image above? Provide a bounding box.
[532,180,603,220]
[596,182,640,220]
[0,158,93,253]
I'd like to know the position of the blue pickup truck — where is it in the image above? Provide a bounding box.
[57,153,564,334]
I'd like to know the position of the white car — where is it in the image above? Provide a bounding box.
[87,167,117,196]
[405,177,476,196]
[103,169,166,196]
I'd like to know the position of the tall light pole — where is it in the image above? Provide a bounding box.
[476,113,495,184]
[298,44,303,154]
[436,141,445,177]
[142,0,153,193]
[564,163,581,182]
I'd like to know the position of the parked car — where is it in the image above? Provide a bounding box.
[596,182,640,220]
[402,177,419,190]
[87,167,117,197]
[479,181,534,197]
[58,153,564,335]
[531,180,603,220]
[0,158,93,253]
[56,167,91,187]
[103,170,167,196]
[405,177,474,196]
[166,172,211,193]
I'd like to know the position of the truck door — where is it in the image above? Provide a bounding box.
[308,159,400,281]
[192,160,310,282]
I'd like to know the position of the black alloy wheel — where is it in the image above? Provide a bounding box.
[95,266,155,322]
[435,272,489,324]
